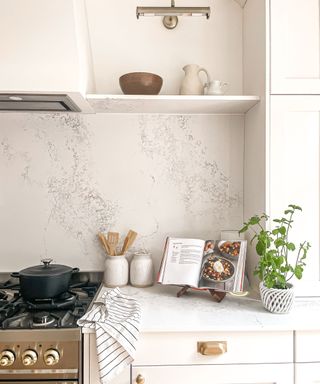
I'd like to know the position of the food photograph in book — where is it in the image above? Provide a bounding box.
[199,240,245,292]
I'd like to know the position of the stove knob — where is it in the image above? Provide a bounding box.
[22,350,38,366]
[44,349,60,366]
[0,350,15,367]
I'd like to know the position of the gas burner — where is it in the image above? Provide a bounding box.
[32,311,56,327]
[57,291,74,301]
[24,292,77,311]
[0,290,7,300]
[0,278,100,330]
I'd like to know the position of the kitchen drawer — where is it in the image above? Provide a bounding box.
[134,331,293,365]
[295,331,320,362]
[132,363,294,384]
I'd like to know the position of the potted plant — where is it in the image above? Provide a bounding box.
[239,204,311,314]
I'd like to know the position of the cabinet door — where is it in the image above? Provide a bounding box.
[270,96,320,296]
[271,0,320,94]
[295,363,320,383]
[132,364,293,384]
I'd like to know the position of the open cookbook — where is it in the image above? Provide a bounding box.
[157,238,247,293]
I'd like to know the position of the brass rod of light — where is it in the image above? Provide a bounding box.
[136,6,211,19]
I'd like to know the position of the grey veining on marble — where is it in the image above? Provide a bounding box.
[82,284,320,333]
[0,113,244,271]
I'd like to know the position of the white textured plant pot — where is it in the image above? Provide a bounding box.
[259,282,294,314]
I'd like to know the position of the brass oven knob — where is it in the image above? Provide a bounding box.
[44,349,60,366]
[136,374,145,384]
[0,350,15,366]
[22,350,38,366]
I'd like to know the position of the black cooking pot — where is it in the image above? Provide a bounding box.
[11,259,79,300]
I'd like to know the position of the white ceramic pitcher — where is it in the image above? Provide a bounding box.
[179,64,210,95]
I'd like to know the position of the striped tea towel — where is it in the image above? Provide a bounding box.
[78,287,141,383]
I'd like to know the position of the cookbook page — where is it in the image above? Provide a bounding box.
[198,240,247,292]
[160,237,205,287]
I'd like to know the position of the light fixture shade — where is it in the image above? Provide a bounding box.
[136,6,210,19]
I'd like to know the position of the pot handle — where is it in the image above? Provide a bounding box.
[11,272,20,278]
[72,267,80,274]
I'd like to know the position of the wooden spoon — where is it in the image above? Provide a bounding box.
[107,232,119,256]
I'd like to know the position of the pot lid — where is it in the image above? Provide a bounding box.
[19,259,73,277]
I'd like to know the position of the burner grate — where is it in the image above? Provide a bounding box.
[0,281,100,329]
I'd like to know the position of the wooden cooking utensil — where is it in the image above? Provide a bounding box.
[98,233,110,255]
[107,232,119,256]
[121,230,137,255]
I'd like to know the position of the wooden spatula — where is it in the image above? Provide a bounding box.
[107,232,119,256]
[121,230,137,255]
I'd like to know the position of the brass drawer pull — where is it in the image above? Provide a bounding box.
[197,341,227,355]
[136,374,145,384]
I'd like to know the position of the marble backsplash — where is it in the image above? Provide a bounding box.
[0,113,244,271]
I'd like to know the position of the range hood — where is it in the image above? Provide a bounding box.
[0,0,94,113]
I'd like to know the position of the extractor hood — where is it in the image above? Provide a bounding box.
[0,0,94,113]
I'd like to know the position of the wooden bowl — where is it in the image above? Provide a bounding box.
[119,72,163,95]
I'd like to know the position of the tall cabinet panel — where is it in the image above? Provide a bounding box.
[270,0,320,94]
[270,96,320,296]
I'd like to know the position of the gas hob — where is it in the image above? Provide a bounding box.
[0,272,102,383]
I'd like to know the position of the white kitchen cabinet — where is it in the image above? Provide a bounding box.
[295,363,320,383]
[295,331,320,363]
[270,0,320,94]
[269,96,320,296]
[84,329,294,383]
[132,331,293,383]
[132,364,293,384]
[295,331,320,383]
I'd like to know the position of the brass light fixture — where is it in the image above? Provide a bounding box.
[136,0,211,30]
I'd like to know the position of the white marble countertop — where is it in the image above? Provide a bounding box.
[82,284,320,334]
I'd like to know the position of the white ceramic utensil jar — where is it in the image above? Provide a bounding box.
[104,254,129,287]
[130,252,154,287]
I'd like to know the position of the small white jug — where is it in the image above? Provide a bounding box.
[179,64,210,95]
[205,80,228,95]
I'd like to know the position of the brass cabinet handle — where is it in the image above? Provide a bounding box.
[197,341,227,355]
[136,374,145,384]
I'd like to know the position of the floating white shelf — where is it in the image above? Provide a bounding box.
[86,94,260,115]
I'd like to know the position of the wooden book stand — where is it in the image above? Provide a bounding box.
[176,285,226,303]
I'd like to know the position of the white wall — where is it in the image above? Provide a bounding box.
[85,0,243,94]
[0,113,244,272]
[0,0,245,273]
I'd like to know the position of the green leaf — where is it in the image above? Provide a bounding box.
[238,225,248,234]
[289,204,302,211]
[287,242,296,251]
[256,240,265,256]
[294,265,303,279]
[249,216,260,225]
[274,238,285,248]
[284,209,294,215]
[279,226,286,235]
